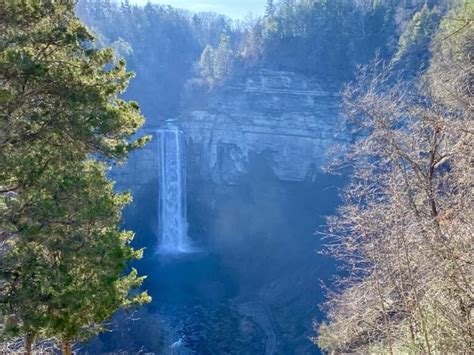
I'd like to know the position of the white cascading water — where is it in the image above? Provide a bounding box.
[158,128,191,253]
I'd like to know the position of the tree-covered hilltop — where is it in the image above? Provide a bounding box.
[233,0,449,80]
[315,1,473,352]
[0,1,150,353]
[255,0,402,78]
[76,0,448,124]
[76,0,236,120]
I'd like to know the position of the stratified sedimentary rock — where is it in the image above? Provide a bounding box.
[181,69,347,183]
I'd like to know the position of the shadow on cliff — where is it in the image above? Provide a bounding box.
[187,151,347,353]
[86,148,347,354]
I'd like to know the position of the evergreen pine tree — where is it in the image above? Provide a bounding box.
[0,1,150,352]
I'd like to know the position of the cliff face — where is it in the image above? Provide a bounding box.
[114,68,346,189]
[179,69,347,353]
[182,69,347,183]
[109,68,348,353]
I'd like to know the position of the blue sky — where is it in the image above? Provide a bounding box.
[128,0,266,19]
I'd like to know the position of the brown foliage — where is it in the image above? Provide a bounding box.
[315,11,473,350]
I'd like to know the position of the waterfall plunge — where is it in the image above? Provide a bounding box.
[158,129,192,254]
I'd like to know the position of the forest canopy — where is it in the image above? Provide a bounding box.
[76,0,451,124]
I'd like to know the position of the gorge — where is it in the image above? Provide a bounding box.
[2,1,467,353]
[73,0,454,353]
[92,67,347,354]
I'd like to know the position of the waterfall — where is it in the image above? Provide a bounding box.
[158,128,191,253]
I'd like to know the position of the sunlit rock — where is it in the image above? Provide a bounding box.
[181,69,347,183]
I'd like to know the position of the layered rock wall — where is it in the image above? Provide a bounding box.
[113,68,347,188]
[181,69,346,183]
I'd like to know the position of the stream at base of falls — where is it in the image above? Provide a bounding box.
[84,151,342,354]
[85,252,271,354]
[149,253,272,354]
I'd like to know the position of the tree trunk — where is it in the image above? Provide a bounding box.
[61,339,72,355]
[24,335,33,355]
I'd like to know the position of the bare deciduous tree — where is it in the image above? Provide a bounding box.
[315,3,473,351]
